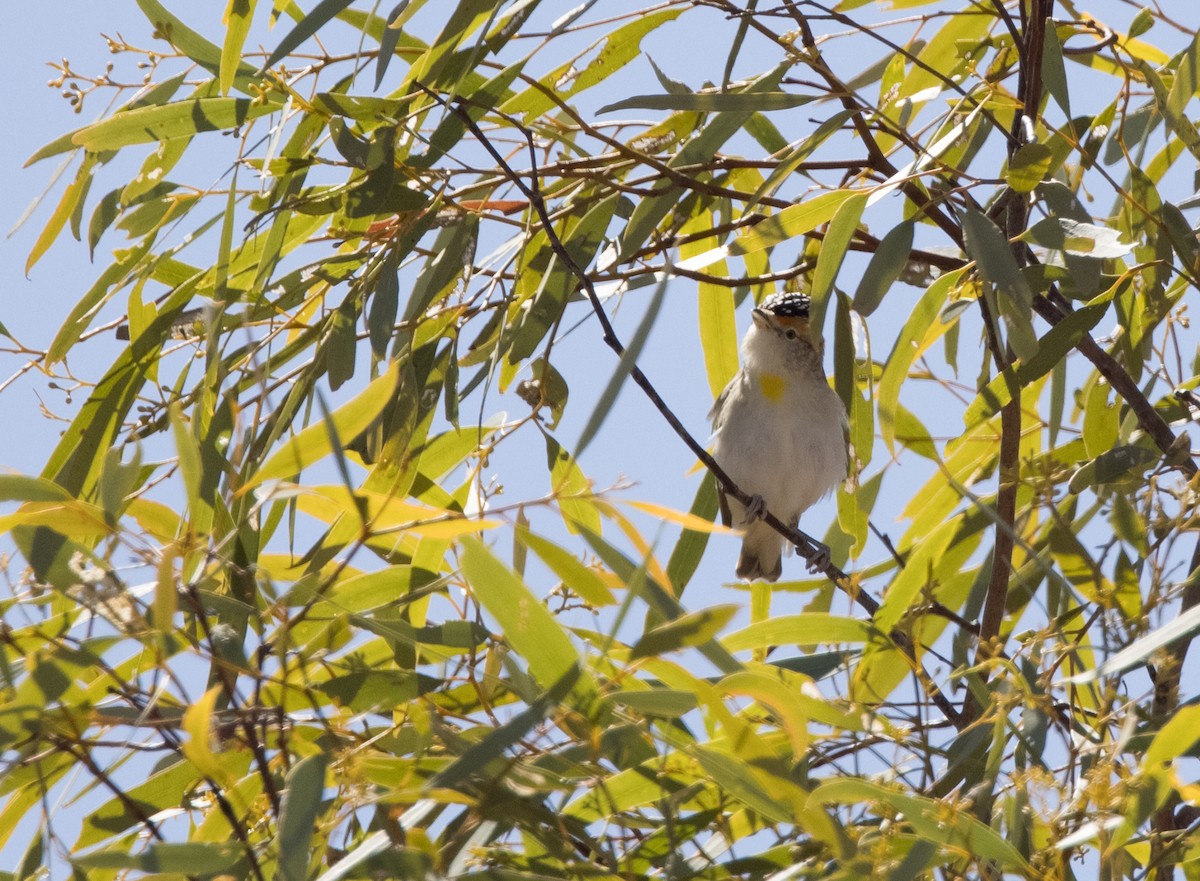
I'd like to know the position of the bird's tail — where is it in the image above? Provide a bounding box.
[736,520,784,582]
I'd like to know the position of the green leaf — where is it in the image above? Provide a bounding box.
[1022,217,1134,258]
[546,435,601,535]
[374,2,416,90]
[1082,378,1120,460]
[277,753,329,881]
[733,190,863,257]
[405,218,479,321]
[1145,705,1200,768]
[26,71,188,165]
[852,221,914,316]
[74,842,241,873]
[894,403,937,459]
[506,194,617,366]
[665,472,720,597]
[412,422,499,481]
[220,0,258,95]
[810,192,867,310]
[878,268,964,451]
[697,266,739,399]
[1162,202,1200,278]
[71,97,280,151]
[611,688,698,717]
[1128,7,1154,38]
[1167,31,1200,122]
[326,299,358,391]
[262,0,356,71]
[368,250,400,358]
[1067,445,1158,493]
[138,0,258,86]
[458,536,600,713]
[26,154,96,274]
[77,754,248,848]
[630,605,738,659]
[400,0,503,92]
[693,747,793,822]
[599,91,814,113]
[1042,25,1071,119]
[318,671,433,714]
[245,361,402,488]
[814,779,1030,871]
[516,526,616,607]
[961,207,1037,361]
[0,475,73,503]
[724,614,876,650]
[896,11,988,103]
[1005,143,1054,193]
[169,402,206,525]
[1065,603,1200,684]
[504,9,684,120]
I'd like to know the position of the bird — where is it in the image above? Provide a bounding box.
[709,291,848,581]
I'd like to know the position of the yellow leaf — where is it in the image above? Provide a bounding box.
[626,500,735,534]
[182,686,232,785]
[243,362,401,490]
[295,485,501,538]
[593,500,673,590]
[720,668,810,756]
[0,501,111,539]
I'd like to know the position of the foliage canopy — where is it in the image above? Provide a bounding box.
[6,0,1200,878]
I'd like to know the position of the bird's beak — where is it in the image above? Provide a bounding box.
[751,307,769,328]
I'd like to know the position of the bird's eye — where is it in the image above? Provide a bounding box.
[783,328,798,340]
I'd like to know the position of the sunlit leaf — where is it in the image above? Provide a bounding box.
[516,526,616,607]
[630,605,738,659]
[1005,143,1054,193]
[626,500,735,535]
[810,192,866,309]
[71,97,280,151]
[814,779,1030,870]
[459,536,600,714]
[73,842,242,873]
[245,362,402,488]
[220,0,258,95]
[600,91,814,113]
[724,614,876,650]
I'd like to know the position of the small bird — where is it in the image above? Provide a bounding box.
[709,292,848,581]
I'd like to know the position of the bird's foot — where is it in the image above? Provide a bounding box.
[805,541,832,573]
[744,494,767,522]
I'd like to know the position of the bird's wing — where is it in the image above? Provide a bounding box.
[708,371,743,429]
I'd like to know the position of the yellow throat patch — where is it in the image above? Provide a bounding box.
[758,372,786,403]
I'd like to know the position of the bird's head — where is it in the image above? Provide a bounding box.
[744,292,823,380]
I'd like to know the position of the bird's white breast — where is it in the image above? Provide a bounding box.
[712,373,847,524]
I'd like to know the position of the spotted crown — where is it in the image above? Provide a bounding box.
[759,291,810,319]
